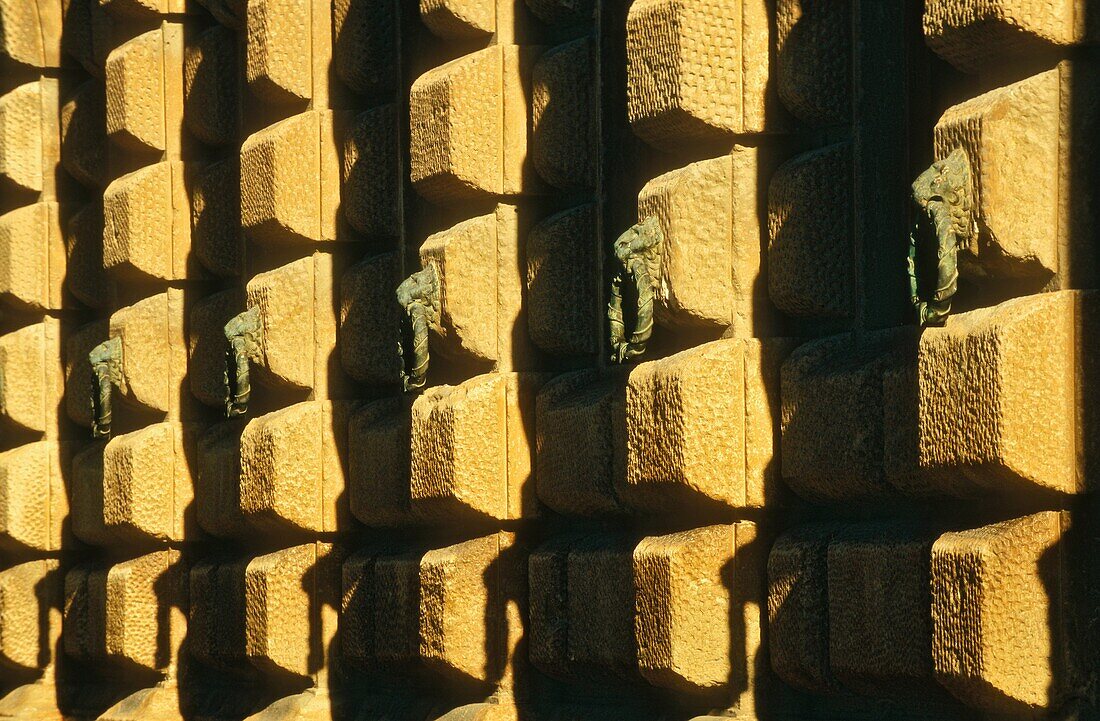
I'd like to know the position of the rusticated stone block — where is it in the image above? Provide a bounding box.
[339,252,403,387]
[776,0,851,126]
[244,253,344,396]
[240,110,341,245]
[622,338,790,512]
[239,400,355,535]
[61,0,113,77]
[189,288,244,409]
[348,398,412,528]
[195,0,244,28]
[768,142,853,319]
[64,202,114,310]
[105,289,189,418]
[525,0,593,25]
[98,422,199,545]
[626,0,777,147]
[103,161,193,282]
[341,106,400,239]
[640,148,774,336]
[71,442,109,545]
[900,291,1095,497]
[634,523,764,699]
[189,555,248,668]
[245,542,343,679]
[97,685,186,720]
[1,0,63,69]
[333,0,397,98]
[65,319,107,430]
[420,532,525,687]
[341,545,421,668]
[420,0,493,39]
[64,551,187,674]
[781,327,917,503]
[924,0,1097,73]
[410,372,544,522]
[0,80,59,198]
[0,318,62,436]
[0,560,61,673]
[419,205,530,369]
[246,0,313,104]
[60,80,106,189]
[184,24,238,147]
[0,202,65,313]
[529,534,636,679]
[933,63,1097,283]
[535,370,625,516]
[767,524,841,694]
[105,23,185,156]
[194,419,247,538]
[191,156,242,277]
[0,441,69,553]
[100,0,190,17]
[828,525,937,696]
[531,37,596,190]
[410,46,540,203]
[526,204,599,356]
[931,512,1071,712]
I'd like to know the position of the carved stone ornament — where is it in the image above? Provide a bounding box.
[223,306,262,417]
[908,147,975,327]
[608,216,663,363]
[88,336,122,439]
[396,264,441,392]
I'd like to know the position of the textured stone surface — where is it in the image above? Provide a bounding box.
[184,24,238,147]
[105,24,184,156]
[776,0,851,126]
[339,251,403,386]
[420,0,494,39]
[0,318,61,436]
[0,0,63,68]
[106,289,189,418]
[0,441,69,553]
[333,0,397,97]
[64,202,114,310]
[103,161,192,282]
[246,0,312,103]
[348,397,412,528]
[0,81,56,197]
[189,288,244,409]
[60,79,106,189]
[191,156,243,277]
[341,106,400,238]
[0,202,65,312]
[341,544,421,668]
[531,37,596,191]
[0,560,61,673]
[64,319,108,430]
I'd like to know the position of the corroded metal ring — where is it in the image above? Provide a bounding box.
[396,265,440,392]
[608,216,663,363]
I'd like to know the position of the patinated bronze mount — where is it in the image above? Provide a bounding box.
[88,336,121,439]
[396,264,440,392]
[608,216,663,363]
[223,307,262,417]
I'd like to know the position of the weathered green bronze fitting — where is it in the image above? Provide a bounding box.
[908,147,975,327]
[223,306,262,418]
[88,336,122,439]
[608,216,663,363]
[396,265,440,392]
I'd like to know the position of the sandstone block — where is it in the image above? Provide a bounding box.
[931,511,1070,712]
[0,560,61,673]
[525,205,599,357]
[634,523,764,698]
[240,110,341,245]
[626,0,777,147]
[420,532,525,687]
[239,400,354,535]
[0,681,66,721]
[766,523,841,694]
[640,148,774,337]
[189,555,248,668]
[529,534,636,679]
[534,370,625,516]
[418,205,529,369]
[61,0,113,77]
[245,542,343,679]
[410,372,543,522]
[341,545,421,668]
[410,46,540,203]
[63,563,104,664]
[0,202,65,313]
[420,0,494,39]
[100,0,190,18]
[341,106,400,239]
[194,419,247,538]
[899,291,1095,497]
[775,0,851,126]
[0,441,69,553]
[0,0,63,69]
[97,685,186,721]
[103,161,193,282]
[768,142,854,319]
[339,252,403,387]
[184,24,238,147]
[348,398,412,528]
[65,319,108,430]
[827,523,936,696]
[333,0,397,98]
[622,338,789,512]
[191,156,242,277]
[246,0,317,104]
[189,288,245,409]
[0,318,62,436]
[0,80,59,198]
[531,37,596,190]
[105,23,185,156]
[60,80,106,189]
[924,0,1096,72]
[64,202,114,310]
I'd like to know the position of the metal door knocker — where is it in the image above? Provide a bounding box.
[88,337,122,439]
[608,216,663,363]
[223,307,261,417]
[908,147,975,327]
[396,265,440,392]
